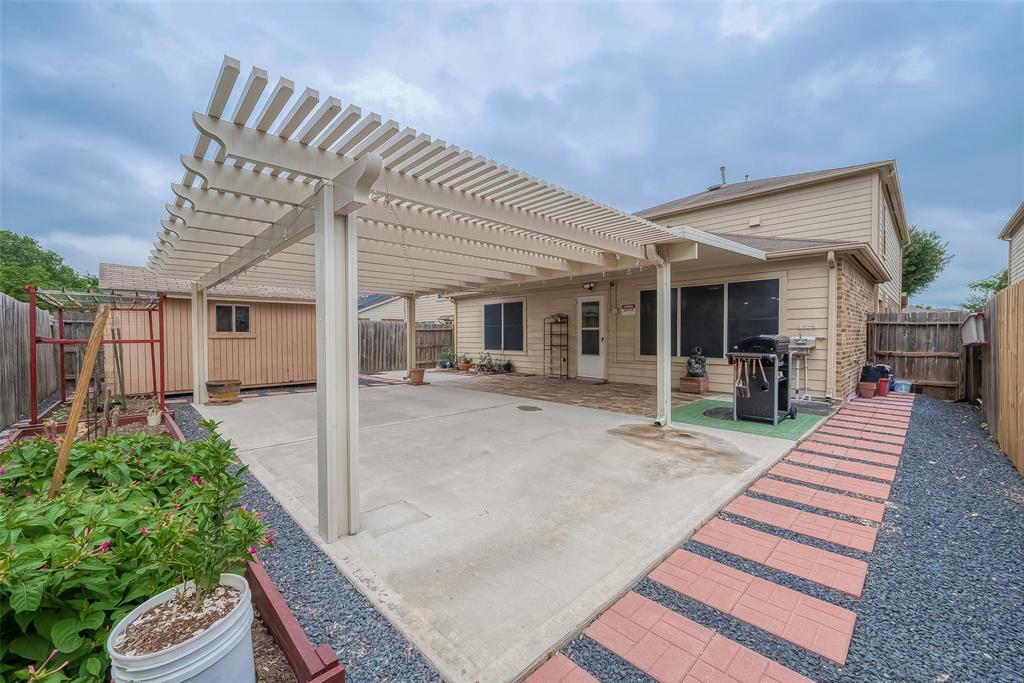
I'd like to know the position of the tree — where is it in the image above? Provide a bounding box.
[962,268,1008,311]
[902,225,952,298]
[0,229,98,302]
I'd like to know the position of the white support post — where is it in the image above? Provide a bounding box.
[315,181,361,541]
[654,259,673,426]
[189,282,208,405]
[406,296,417,372]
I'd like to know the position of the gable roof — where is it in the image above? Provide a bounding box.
[358,294,398,311]
[998,201,1024,240]
[637,161,894,217]
[99,263,314,301]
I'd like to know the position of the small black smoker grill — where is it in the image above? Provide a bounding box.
[727,335,797,426]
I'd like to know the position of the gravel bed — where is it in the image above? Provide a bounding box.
[173,403,441,683]
[565,397,1024,682]
[564,636,652,682]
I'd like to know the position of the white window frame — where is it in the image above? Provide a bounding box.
[214,303,251,334]
[482,298,526,352]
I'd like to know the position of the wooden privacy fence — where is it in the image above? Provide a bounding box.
[979,281,1023,475]
[358,320,453,373]
[0,293,59,430]
[867,310,968,401]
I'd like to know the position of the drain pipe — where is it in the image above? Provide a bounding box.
[645,244,673,426]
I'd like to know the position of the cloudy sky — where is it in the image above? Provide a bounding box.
[2,1,1021,307]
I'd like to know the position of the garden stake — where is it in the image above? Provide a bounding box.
[48,305,110,498]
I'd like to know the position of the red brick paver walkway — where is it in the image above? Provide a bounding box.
[768,462,892,500]
[724,495,877,552]
[749,477,887,522]
[525,654,598,683]
[693,518,868,596]
[787,450,897,482]
[585,592,814,682]
[650,550,857,664]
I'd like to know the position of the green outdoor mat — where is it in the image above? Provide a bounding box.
[670,399,823,441]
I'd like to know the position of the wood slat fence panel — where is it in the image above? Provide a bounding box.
[867,310,968,400]
[358,320,453,373]
[981,281,1023,474]
[0,293,60,429]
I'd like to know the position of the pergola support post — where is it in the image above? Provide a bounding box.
[654,256,673,426]
[189,283,209,405]
[313,155,382,542]
[406,296,417,372]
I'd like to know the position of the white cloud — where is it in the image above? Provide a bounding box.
[719,1,822,42]
[801,46,936,101]
[332,69,444,123]
[40,232,153,272]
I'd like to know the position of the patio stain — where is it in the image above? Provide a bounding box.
[607,424,755,475]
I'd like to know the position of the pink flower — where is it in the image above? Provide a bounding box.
[189,475,204,486]
[139,527,149,535]
[248,547,258,557]
[172,503,181,510]
[241,504,249,511]
[0,467,5,475]
[99,540,111,552]
[82,527,91,537]
[264,533,275,545]
[25,491,32,497]
[257,511,267,519]
[38,563,47,571]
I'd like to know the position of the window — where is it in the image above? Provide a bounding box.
[215,304,250,333]
[726,279,779,351]
[639,279,779,357]
[483,301,524,351]
[680,284,725,358]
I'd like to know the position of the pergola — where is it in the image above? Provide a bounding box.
[150,56,765,541]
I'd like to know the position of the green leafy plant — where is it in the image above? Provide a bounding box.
[476,352,509,374]
[0,421,270,682]
[902,225,952,299]
[458,354,473,365]
[962,268,1008,311]
[439,345,456,367]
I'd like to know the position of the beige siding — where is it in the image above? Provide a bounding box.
[105,297,316,395]
[659,174,875,246]
[359,295,455,321]
[875,183,904,308]
[455,256,831,397]
[1009,229,1024,285]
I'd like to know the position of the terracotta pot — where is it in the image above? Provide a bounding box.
[857,381,876,399]
[408,368,426,385]
[456,362,471,372]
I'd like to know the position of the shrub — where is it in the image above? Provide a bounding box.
[0,421,269,682]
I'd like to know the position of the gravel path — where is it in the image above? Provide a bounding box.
[172,404,442,683]
[564,396,1024,683]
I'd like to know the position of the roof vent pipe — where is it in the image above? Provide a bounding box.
[720,166,727,186]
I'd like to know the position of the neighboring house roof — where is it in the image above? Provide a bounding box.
[358,294,398,312]
[637,160,910,245]
[998,201,1024,240]
[99,263,314,301]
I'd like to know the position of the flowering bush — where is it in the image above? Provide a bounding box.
[0,420,270,682]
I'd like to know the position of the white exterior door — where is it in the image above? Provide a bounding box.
[576,295,606,379]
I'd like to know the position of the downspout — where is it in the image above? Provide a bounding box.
[826,251,838,400]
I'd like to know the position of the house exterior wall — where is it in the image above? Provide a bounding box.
[454,255,831,397]
[105,297,317,394]
[834,256,876,398]
[1009,227,1024,285]
[359,295,455,321]
[875,180,904,309]
[657,174,875,246]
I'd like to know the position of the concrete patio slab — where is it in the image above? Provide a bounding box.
[197,383,791,683]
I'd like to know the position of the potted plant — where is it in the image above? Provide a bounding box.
[857,381,876,399]
[439,344,456,369]
[104,421,270,682]
[456,354,473,372]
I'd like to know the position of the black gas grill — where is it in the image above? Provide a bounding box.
[726,335,796,426]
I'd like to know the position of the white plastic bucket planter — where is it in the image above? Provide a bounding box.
[107,573,255,683]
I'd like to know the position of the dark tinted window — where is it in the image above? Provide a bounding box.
[234,306,250,333]
[215,305,233,332]
[502,301,524,351]
[484,303,502,350]
[681,284,725,358]
[727,279,779,351]
[639,289,658,356]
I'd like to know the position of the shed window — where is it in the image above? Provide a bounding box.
[215,304,250,333]
[483,301,524,351]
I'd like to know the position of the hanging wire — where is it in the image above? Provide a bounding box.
[380,173,422,295]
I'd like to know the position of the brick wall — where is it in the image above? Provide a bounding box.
[835,257,876,398]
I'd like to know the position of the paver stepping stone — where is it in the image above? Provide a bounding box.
[816,423,906,445]
[828,414,909,432]
[769,462,892,500]
[839,407,911,424]
[787,451,897,482]
[824,418,907,437]
[750,477,886,522]
[724,495,877,552]
[649,550,857,664]
[693,518,868,596]
[585,591,814,682]
[524,654,598,683]
[809,433,904,455]
[796,441,901,467]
